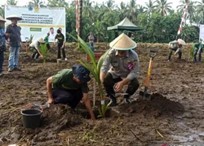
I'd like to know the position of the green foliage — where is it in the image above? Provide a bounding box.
[7,0,17,5]
[190,43,194,59]
[98,100,111,118]
[137,12,179,42]
[39,43,48,63]
[76,35,111,117]
[29,35,34,43]
[181,26,199,42]
[8,0,202,43]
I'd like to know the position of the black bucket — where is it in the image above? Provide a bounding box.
[21,109,42,128]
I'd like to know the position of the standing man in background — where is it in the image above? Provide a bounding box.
[5,15,22,72]
[88,32,95,52]
[55,28,67,60]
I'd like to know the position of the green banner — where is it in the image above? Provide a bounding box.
[30,28,42,32]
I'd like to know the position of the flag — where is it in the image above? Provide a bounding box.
[177,0,190,36]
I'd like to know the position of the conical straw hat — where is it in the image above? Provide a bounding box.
[6,15,22,20]
[177,39,186,45]
[109,33,137,50]
[38,38,45,43]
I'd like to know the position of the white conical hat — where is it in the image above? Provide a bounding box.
[0,16,6,22]
[38,38,45,43]
[177,39,186,45]
[6,15,22,20]
[109,33,137,50]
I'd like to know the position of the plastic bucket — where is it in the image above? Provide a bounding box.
[21,109,42,128]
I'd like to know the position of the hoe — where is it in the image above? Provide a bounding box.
[139,49,157,99]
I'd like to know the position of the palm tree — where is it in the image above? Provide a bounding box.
[0,6,4,17]
[105,0,115,10]
[177,0,196,23]
[7,0,17,5]
[195,0,204,24]
[30,0,45,7]
[126,0,138,22]
[144,0,156,16]
[83,0,94,22]
[154,0,172,16]
[48,0,68,7]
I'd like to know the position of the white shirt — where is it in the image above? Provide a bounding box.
[29,40,39,50]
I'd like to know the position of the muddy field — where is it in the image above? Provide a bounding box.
[0,43,204,146]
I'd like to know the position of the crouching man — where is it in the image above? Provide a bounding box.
[29,38,45,60]
[46,64,95,120]
[168,39,185,61]
[100,33,140,106]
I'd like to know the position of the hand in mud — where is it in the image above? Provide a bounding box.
[40,55,44,59]
[114,81,124,92]
[88,119,101,126]
[47,98,54,104]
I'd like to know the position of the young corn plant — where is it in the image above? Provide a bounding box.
[76,36,111,118]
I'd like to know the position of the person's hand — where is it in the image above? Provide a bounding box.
[91,115,96,121]
[47,98,54,104]
[114,81,124,92]
[40,55,44,58]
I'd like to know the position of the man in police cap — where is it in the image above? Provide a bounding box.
[46,64,95,120]
[100,33,140,106]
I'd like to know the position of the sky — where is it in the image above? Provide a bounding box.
[0,0,201,9]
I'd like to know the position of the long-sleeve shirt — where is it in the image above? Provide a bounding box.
[6,24,21,47]
[29,40,39,51]
[169,40,182,53]
[101,49,140,80]
[0,28,6,50]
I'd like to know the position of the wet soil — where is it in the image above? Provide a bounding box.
[0,43,203,146]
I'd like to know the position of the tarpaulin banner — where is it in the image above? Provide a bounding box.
[5,5,66,42]
[199,24,204,41]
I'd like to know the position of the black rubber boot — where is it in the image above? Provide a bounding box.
[109,94,117,106]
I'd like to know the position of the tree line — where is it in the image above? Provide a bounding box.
[0,0,203,43]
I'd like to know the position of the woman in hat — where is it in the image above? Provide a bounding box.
[168,39,186,61]
[45,64,95,120]
[100,33,140,106]
[0,16,6,76]
[5,15,22,72]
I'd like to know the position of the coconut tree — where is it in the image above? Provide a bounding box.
[144,0,156,16]
[154,0,172,16]
[47,0,68,7]
[117,2,127,20]
[105,0,115,11]
[29,0,46,8]
[195,0,204,24]
[177,0,196,23]
[126,0,138,21]
[7,0,17,5]
[83,0,94,19]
